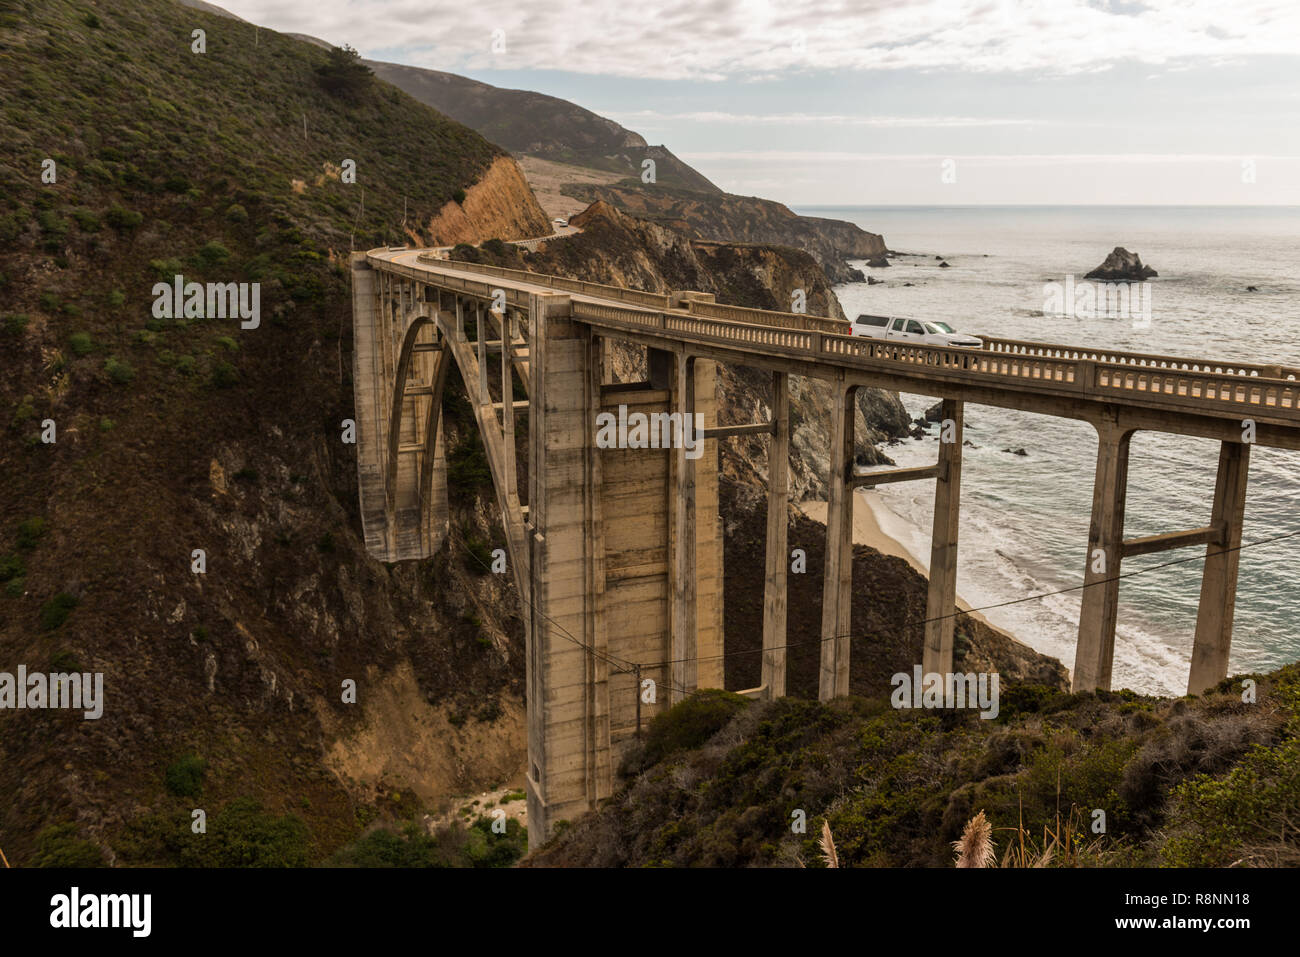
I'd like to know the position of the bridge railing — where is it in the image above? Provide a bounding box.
[1086,362,1300,414]
[414,254,671,309]
[684,299,849,335]
[571,299,1300,419]
[372,252,1300,422]
[979,335,1300,381]
[409,254,855,335]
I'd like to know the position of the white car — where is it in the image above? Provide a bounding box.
[553,218,569,229]
[851,314,983,348]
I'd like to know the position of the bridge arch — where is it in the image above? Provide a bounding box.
[383,291,533,603]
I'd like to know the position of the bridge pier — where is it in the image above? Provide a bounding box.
[1073,417,1134,692]
[923,399,964,677]
[761,371,790,700]
[525,292,606,840]
[820,380,857,700]
[1188,440,1251,695]
[669,354,698,704]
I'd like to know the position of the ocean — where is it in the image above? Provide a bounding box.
[795,205,1300,696]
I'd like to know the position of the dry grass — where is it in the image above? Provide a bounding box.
[820,820,839,868]
[953,809,995,868]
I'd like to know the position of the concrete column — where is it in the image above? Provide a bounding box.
[820,381,857,701]
[669,353,698,704]
[477,302,489,404]
[1072,417,1134,691]
[1188,440,1251,695]
[501,310,519,509]
[761,371,790,700]
[524,291,598,846]
[349,254,391,558]
[923,399,964,676]
[583,332,612,805]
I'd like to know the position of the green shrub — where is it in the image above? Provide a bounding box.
[226,203,248,223]
[33,823,106,867]
[104,356,135,384]
[464,535,493,573]
[216,335,238,352]
[68,331,95,356]
[49,649,82,672]
[453,188,467,205]
[105,206,143,232]
[1161,736,1300,866]
[99,417,115,432]
[2,314,29,336]
[447,430,492,496]
[149,257,184,278]
[211,360,239,388]
[641,689,750,766]
[4,578,25,599]
[315,44,374,101]
[16,517,46,549]
[164,754,205,797]
[10,396,37,426]
[107,289,125,307]
[0,553,24,582]
[119,799,310,867]
[38,592,79,631]
[198,241,231,265]
[72,208,101,232]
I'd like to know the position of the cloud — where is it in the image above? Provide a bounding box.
[598,110,1043,128]
[217,0,1300,81]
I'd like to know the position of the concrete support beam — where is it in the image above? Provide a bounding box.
[1122,525,1220,559]
[819,380,857,701]
[852,464,941,488]
[669,353,698,704]
[923,398,964,677]
[761,371,790,701]
[703,422,776,440]
[501,310,519,511]
[1188,441,1251,695]
[1072,417,1135,692]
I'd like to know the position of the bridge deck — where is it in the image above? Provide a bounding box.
[368,247,1300,447]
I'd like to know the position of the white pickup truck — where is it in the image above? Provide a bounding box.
[851,314,983,348]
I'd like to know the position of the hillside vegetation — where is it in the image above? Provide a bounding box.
[530,666,1300,867]
[0,0,532,866]
[366,60,721,193]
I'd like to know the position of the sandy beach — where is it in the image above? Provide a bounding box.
[799,488,999,631]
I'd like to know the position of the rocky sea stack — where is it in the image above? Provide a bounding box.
[1085,246,1158,281]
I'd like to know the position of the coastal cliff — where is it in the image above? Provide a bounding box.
[561,183,887,284]
[422,156,552,247]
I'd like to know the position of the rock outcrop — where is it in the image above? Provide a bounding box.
[1085,247,1158,281]
[562,182,887,285]
[424,155,551,247]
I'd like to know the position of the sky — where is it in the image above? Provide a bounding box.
[215,0,1300,205]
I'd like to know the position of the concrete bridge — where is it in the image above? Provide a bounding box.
[351,246,1300,843]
